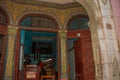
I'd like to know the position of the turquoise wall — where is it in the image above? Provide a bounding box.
[24,30,32,54]
[20,30,25,44]
[20,30,57,65]
[68,39,77,80]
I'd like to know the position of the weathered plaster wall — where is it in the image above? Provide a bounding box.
[94,0,120,80]
[111,0,120,45]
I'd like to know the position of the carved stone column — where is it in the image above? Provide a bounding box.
[58,30,68,80]
[4,25,18,80]
[94,1,120,80]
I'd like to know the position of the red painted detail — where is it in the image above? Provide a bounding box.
[14,30,20,80]
[81,30,95,80]
[68,30,95,80]
[74,37,83,80]
[0,25,7,35]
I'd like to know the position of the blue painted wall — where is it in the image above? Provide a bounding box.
[24,30,32,54]
[20,30,57,65]
[20,30,25,44]
[68,39,77,80]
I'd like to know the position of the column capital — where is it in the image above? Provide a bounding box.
[58,30,67,38]
[58,30,67,33]
[8,25,18,35]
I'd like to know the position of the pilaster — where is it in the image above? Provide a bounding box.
[58,30,68,80]
[94,0,120,80]
[4,25,18,80]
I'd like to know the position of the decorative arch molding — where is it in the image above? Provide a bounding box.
[0,4,13,25]
[65,13,89,29]
[75,0,99,21]
[0,4,14,80]
[15,11,61,29]
[67,14,89,30]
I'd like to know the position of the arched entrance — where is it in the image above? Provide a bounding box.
[67,14,95,80]
[0,7,8,80]
[14,13,60,80]
[11,0,101,79]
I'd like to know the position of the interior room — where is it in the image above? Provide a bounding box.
[20,30,58,79]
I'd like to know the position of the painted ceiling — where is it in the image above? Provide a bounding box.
[12,0,82,9]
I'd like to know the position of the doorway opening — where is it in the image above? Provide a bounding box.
[14,13,60,80]
[67,30,95,80]
[67,38,77,80]
[19,30,58,80]
[67,14,95,80]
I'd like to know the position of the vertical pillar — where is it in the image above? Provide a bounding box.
[58,30,68,80]
[4,25,18,80]
[96,0,120,80]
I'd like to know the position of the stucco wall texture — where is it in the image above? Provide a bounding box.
[111,0,120,43]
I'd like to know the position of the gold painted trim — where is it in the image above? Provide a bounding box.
[11,0,82,9]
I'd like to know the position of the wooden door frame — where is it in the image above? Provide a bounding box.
[67,29,95,80]
[67,30,83,80]
[14,27,60,80]
[74,37,84,80]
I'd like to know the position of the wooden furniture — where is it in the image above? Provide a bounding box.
[40,68,55,80]
[41,75,55,80]
[24,65,39,80]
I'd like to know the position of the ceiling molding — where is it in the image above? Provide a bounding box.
[11,0,82,9]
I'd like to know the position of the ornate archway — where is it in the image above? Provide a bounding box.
[73,0,102,79]
[18,13,59,30]
[3,0,119,80]
[15,11,61,29]
[14,13,60,80]
[66,14,95,80]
